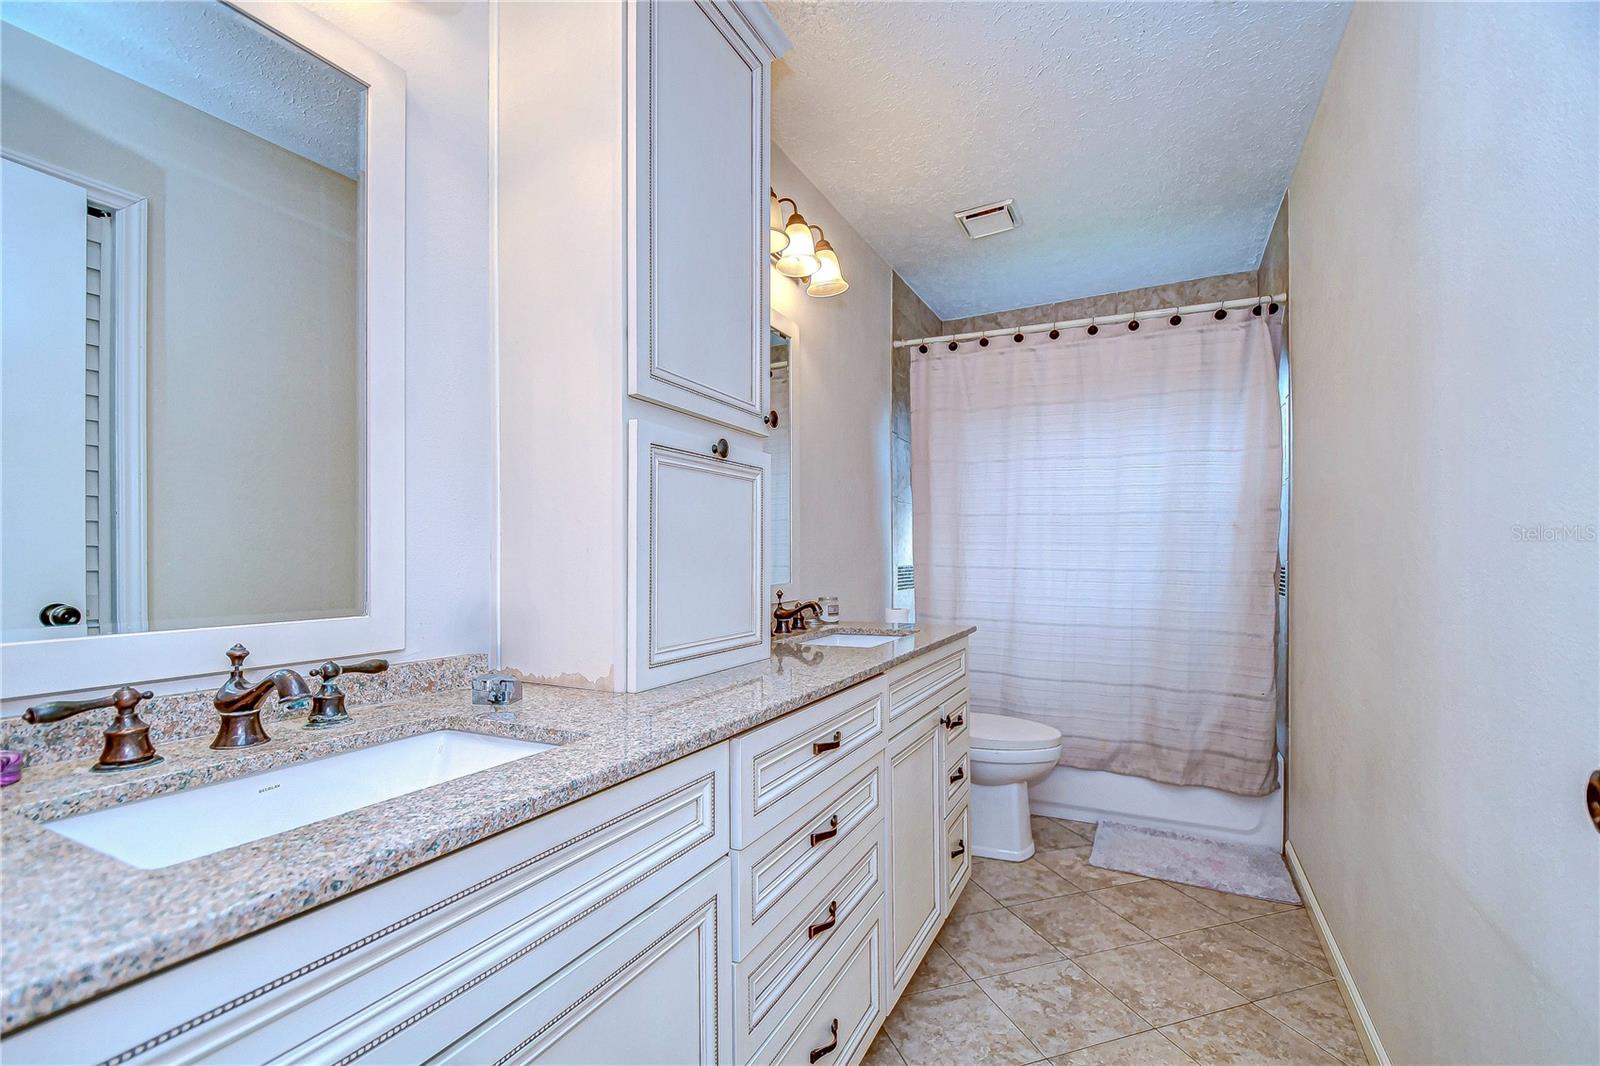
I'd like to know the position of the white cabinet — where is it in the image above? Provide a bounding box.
[884,712,943,999]
[627,0,775,435]
[432,857,733,1065]
[629,414,771,689]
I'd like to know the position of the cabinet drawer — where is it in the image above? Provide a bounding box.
[885,644,966,733]
[938,689,970,760]
[735,756,884,955]
[409,857,733,1066]
[731,677,886,847]
[735,825,883,1056]
[746,893,885,1066]
[5,746,730,1066]
[945,799,972,908]
[944,749,971,811]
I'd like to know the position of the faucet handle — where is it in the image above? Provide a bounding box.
[309,658,388,681]
[305,658,387,729]
[24,685,162,772]
[225,643,250,678]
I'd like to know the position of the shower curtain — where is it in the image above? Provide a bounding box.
[911,316,1282,795]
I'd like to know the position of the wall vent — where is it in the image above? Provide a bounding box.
[896,564,916,592]
[955,199,1018,239]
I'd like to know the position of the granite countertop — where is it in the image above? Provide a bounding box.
[0,623,973,1032]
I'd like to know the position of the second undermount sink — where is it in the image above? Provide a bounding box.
[800,632,900,648]
[45,730,554,869]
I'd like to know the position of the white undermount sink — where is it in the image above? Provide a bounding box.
[45,730,554,870]
[800,632,900,648]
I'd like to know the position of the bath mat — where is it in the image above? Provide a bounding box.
[1088,821,1301,905]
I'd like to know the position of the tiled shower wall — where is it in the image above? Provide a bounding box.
[888,266,1277,618]
[890,274,940,612]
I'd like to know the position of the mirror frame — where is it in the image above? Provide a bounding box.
[768,308,798,593]
[0,2,406,699]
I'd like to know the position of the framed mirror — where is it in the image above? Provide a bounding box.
[766,312,797,589]
[0,2,405,699]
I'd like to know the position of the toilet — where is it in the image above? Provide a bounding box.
[968,712,1064,861]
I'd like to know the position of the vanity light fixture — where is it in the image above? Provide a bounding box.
[805,226,849,298]
[770,189,789,254]
[771,190,848,298]
[774,197,820,278]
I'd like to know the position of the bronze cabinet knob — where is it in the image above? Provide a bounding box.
[38,603,81,627]
[1588,770,1600,833]
[710,438,729,459]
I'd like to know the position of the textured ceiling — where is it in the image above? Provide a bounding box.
[1,1,362,178]
[770,1,1349,319]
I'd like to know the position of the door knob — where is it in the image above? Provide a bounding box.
[38,603,81,627]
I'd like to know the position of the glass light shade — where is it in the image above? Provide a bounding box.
[769,192,789,255]
[775,214,819,277]
[806,242,849,297]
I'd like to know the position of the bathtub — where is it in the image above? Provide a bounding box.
[1028,752,1285,848]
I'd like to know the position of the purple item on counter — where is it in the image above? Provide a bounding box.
[0,750,21,787]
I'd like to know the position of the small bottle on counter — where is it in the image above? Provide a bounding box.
[817,596,840,624]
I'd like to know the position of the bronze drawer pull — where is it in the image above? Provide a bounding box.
[807,900,838,940]
[940,711,965,729]
[810,814,840,846]
[812,730,843,755]
[711,437,729,459]
[949,765,965,785]
[809,1018,839,1063]
[950,838,966,859]
[1588,770,1600,832]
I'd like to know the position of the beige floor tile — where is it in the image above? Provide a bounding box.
[1089,881,1230,937]
[1053,1030,1195,1065]
[1011,892,1153,956]
[1239,910,1328,969]
[1166,882,1297,921]
[1161,924,1330,1000]
[950,880,1005,920]
[1062,819,1099,841]
[1160,1003,1340,1065]
[861,1028,908,1066]
[1035,847,1146,891]
[1074,942,1246,1027]
[904,942,970,995]
[1032,816,1091,850]
[884,981,1043,1066]
[972,856,1080,904]
[1255,982,1366,1065]
[977,959,1149,1057]
[936,907,1063,978]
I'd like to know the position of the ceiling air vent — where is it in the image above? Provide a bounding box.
[955,199,1018,239]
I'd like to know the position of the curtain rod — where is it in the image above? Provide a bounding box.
[894,293,1289,350]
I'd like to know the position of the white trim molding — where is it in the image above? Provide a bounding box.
[0,2,406,699]
[1284,840,1389,1066]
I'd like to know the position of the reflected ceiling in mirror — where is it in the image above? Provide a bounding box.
[0,1,366,644]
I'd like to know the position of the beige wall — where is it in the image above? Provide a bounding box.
[1285,4,1598,1063]
[771,147,893,621]
[2,24,360,631]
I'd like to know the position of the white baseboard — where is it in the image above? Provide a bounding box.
[1284,840,1389,1066]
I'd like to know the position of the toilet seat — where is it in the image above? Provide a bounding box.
[970,711,1061,752]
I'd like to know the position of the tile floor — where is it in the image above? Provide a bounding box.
[865,819,1365,1066]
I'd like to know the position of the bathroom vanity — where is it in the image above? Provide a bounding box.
[0,629,972,1065]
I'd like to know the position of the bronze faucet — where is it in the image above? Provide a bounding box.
[211,644,311,749]
[24,685,162,772]
[772,590,822,635]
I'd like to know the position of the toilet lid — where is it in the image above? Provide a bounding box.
[969,712,1062,751]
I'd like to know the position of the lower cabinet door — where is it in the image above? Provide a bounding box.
[410,857,733,1066]
[885,714,943,999]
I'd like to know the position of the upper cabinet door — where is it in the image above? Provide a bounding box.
[629,0,772,436]
[629,414,771,691]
